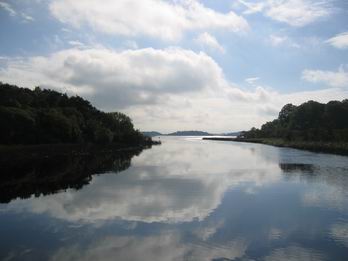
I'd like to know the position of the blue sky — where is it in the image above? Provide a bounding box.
[0,0,348,132]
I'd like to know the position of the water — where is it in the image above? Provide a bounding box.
[0,136,348,260]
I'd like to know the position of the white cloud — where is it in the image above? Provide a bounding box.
[49,0,249,41]
[238,0,332,27]
[266,0,332,27]
[195,32,225,53]
[237,0,266,14]
[68,40,84,47]
[0,47,276,131]
[0,47,225,109]
[269,34,288,46]
[302,66,348,88]
[0,2,16,16]
[1,47,348,132]
[20,12,34,21]
[245,77,260,85]
[0,2,34,22]
[283,87,348,105]
[326,32,348,49]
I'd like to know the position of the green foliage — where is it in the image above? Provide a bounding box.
[0,106,36,144]
[243,100,348,142]
[0,82,149,145]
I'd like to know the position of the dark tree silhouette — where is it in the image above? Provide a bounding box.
[243,100,348,142]
[0,82,152,145]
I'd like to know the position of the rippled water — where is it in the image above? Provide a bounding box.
[0,137,348,260]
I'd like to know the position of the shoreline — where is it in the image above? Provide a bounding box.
[202,137,348,156]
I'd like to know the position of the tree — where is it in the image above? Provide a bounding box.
[278,104,297,127]
[0,82,149,146]
[242,99,348,142]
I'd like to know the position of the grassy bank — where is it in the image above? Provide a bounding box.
[202,137,348,156]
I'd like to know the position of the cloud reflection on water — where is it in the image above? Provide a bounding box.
[50,233,247,261]
[1,137,348,260]
[5,138,282,224]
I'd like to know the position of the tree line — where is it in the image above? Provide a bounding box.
[0,82,151,145]
[242,100,348,142]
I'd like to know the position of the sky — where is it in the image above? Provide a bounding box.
[0,0,348,133]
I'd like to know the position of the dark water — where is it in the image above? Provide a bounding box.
[0,137,348,261]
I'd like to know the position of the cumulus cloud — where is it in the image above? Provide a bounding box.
[0,47,225,109]
[1,47,347,132]
[302,65,348,88]
[326,32,348,49]
[238,0,332,27]
[49,0,249,41]
[195,32,225,53]
[0,46,285,131]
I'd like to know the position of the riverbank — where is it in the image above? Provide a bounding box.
[202,137,348,156]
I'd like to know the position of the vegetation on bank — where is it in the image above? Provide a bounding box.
[203,137,348,156]
[238,100,348,155]
[142,130,241,137]
[257,138,348,155]
[242,100,348,141]
[0,83,156,146]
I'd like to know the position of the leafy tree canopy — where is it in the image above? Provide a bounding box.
[0,82,150,145]
[242,100,348,142]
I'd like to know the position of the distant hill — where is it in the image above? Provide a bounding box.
[143,130,241,137]
[167,131,213,136]
[142,131,162,137]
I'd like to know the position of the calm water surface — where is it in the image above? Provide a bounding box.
[1,137,348,260]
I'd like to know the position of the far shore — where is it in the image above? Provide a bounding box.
[202,137,348,156]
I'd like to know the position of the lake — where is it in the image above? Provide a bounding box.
[0,136,348,260]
